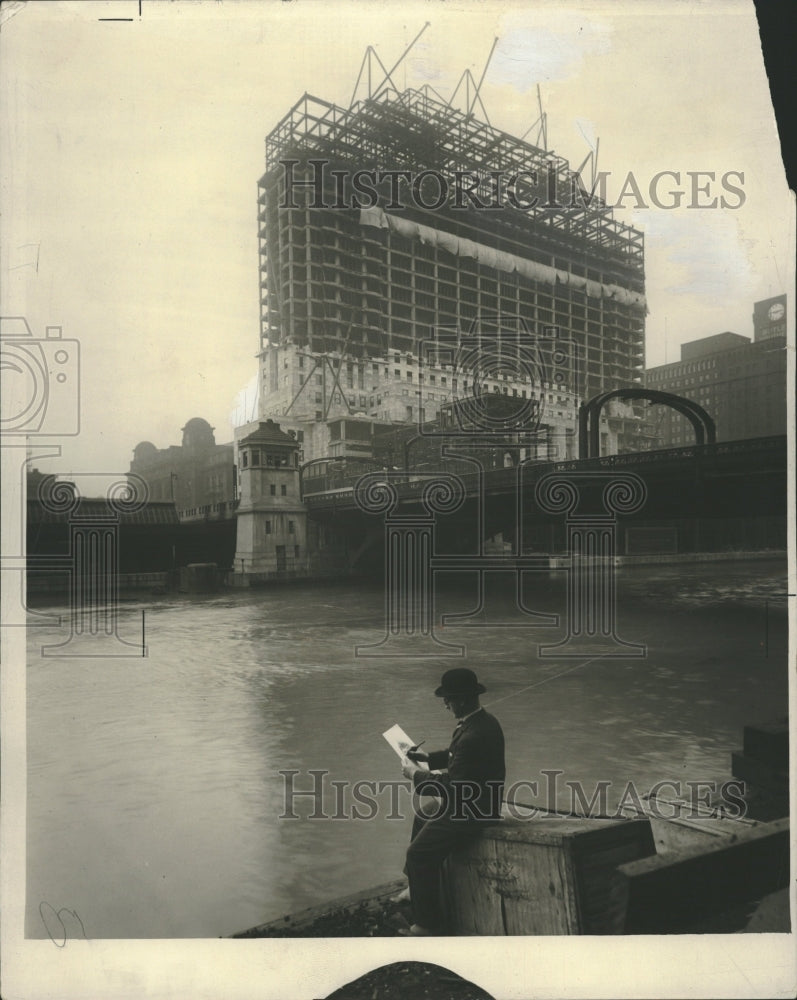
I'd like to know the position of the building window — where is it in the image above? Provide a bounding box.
[270,484,276,496]
[281,484,287,496]
[294,545,300,559]
[242,452,249,468]
[252,449,260,466]
[315,374,322,385]
[288,520,295,534]
[298,356,304,369]
[406,406,413,420]
[297,430,304,443]
[316,411,323,420]
[265,521,272,535]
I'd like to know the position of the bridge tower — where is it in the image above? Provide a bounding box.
[233,420,308,582]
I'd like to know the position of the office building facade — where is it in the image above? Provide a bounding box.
[645,296,787,445]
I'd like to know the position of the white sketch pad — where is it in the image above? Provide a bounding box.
[382,724,429,768]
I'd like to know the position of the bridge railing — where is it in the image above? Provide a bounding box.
[300,454,486,500]
[300,435,786,503]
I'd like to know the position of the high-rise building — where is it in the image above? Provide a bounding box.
[645,296,788,445]
[253,86,646,459]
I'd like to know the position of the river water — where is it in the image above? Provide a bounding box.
[25,560,788,938]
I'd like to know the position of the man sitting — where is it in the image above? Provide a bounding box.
[398,667,505,936]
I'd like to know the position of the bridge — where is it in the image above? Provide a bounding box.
[300,435,787,569]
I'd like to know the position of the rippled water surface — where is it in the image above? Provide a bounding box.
[25,559,788,937]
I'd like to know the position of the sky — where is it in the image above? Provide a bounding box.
[1,0,792,478]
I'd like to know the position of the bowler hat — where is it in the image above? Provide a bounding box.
[435,667,486,698]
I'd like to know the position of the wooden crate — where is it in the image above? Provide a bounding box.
[613,816,790,933]
[442,817,655,935]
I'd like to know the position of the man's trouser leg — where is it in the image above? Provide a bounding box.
[402,793,443,877]
[405,814,476,930]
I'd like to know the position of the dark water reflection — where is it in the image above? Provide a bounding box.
[26,559,788,937]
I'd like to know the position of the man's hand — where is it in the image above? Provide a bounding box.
[406,750,429,763]
[402,760,421,781]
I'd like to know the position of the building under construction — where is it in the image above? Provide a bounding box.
[254,64,647,460]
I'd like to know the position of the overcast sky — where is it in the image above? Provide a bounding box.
[1,0,791,477]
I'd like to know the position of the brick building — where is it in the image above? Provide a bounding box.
[129,417,237,521]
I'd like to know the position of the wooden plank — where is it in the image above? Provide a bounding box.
[445,837,506,935]
[442,817,655,935]
[500,840,579,935]
[570,821,656,934]
[481,816,647,847]
[612,817,789,934]
[649,816,738,854]
[445,832,579,935]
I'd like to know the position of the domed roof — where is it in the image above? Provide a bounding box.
[181,417,215,449]
[133,441,159,464]
[182,417,213,432]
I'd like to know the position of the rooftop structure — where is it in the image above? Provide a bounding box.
[256,82,647,445]
[752,293,786,342]
[681,331,750,360]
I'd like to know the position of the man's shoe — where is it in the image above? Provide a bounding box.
[391,886,411,904]
[398,923,437,936]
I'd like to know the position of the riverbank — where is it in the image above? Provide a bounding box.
[25,561,788,938]
[233,814,791,940]
[23,548,788,599]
